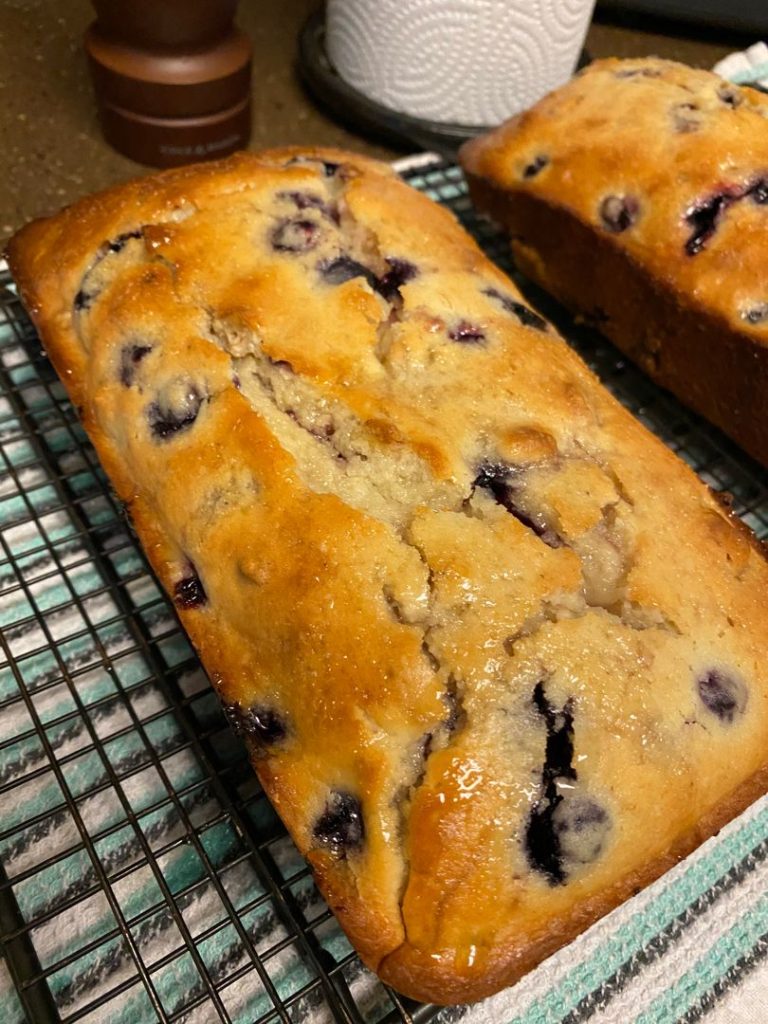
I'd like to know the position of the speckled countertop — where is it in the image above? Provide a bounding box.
[0,0,746,244]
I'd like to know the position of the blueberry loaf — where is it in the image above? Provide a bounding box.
[7,147,768,1005]
[461,57,768,467]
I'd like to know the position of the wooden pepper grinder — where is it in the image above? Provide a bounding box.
[85,0,252,167]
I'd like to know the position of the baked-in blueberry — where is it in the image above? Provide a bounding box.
[685,191,736,255]
[685,194,727,254]
[74,230,144,313]
[552,796,610,867]
[599,195,639,233]
[313,790,365,857]
[107,230,143,253]
[483,287,547,332]
[672,102,701,133]
[319,255,380,292]
[278,190,324,210]
[223,701,288,745]
[147,380,204,439]
[697,669,748,723]
[119,343,152,386]
[174,570,207,609]
[533,682,575,783]
[614,67,661,78]
[278,190,340,224]
[526,682,576,885]
[748,178,768,204]
[271,217,322,253]
[285,156,339,177]
[449,321,485,344]
[717,84,742,108]
[74,287,94,312]
[473,463,561,547]
[687,181,768,255]
[742,303,768,324]
[377,257,418,300]
[523,155,549,179]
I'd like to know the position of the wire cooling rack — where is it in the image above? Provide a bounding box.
[1,157,767,1024]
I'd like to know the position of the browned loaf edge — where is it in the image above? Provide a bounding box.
[6,146,768,1005]
[459,58,768,470]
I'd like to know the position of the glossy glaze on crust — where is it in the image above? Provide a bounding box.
[7,147,768,1004]
[460,57,768,468]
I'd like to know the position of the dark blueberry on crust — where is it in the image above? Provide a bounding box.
[533,682,576,784]
[672,103,701,133]
[748,178,768,204]
[483,287,547,332]
[313,791,364,857]
[174,571,207,609]
[717,84,742,108]
[473,463,561,548]
[74,230,143,313]
[119,343,152,386]
[107,230,143,253]
[523,155,549,179]
[320,255,380,292]
[599,195,639,233]
[448,321,485,344]
[614,67,661,78]
[278,190,340,224]
[697,669,747,723]
[685,192,735,255]
[278,190,324,210]
[147,381,203,439]
[74,288,93,312]
[526,682,576,885]
[552,797,610,867]
[271,217,322,253]
[742,303,768,325]
[223,701,287,745]
[285,156,339,177]
[687,180,768,255]
[377,257,418,300]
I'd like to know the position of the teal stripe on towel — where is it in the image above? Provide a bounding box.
[511,801,768,1024]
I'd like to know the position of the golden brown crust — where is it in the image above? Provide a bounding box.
[7,145,768,1005]
[460,57,768,467]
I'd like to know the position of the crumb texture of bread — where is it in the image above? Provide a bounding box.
[460,57,768,467]
[7,145,768,1005]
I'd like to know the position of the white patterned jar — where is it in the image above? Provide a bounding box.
[325,0,596,126]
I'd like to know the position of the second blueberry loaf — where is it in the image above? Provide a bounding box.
[461,57,768,467]
[7,147,768,1004]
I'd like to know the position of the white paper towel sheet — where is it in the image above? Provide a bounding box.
[326,0,596,125]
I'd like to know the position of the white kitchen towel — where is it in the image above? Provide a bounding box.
[713,42,768,92]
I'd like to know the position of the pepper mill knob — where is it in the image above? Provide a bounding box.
[85,0,252,167]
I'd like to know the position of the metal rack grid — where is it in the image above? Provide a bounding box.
[0,157,766,1024]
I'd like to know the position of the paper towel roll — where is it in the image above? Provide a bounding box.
[326,0,596,126]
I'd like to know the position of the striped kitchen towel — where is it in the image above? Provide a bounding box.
[2,153,768,1024]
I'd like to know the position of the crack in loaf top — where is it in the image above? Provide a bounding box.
[7,147,768,1004]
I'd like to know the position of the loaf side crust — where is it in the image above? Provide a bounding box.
[7,146,768,1005]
